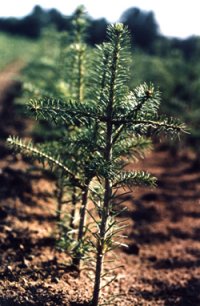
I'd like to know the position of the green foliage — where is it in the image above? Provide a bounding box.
[7,136,82,188]
[113,171,157,188]
[7,18,185,306]
[82,24,184,305]
[0,33,37,69]
[130,38,200,157]
[21,28,68,101]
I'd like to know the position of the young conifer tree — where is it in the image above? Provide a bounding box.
[8,6,94,263]
[88,23,185,305]
[8,23,185,305]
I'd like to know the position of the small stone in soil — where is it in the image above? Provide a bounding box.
[7,265,13,272]
[51,277,60,283]
[18,259,29,268]
[19,244,24,250]
[26,254,35,260]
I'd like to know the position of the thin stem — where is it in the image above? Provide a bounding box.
[72,179,90,268]
[92,177,112,306]
[69,186,77,231]
[77,47,84,103]
[56,173,64,237]
[56,187,63,223]
[92,28,121,306]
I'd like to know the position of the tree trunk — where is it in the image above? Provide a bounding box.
[56,176,64,237]
[92,178,111,306]
[69,187,77,230]
[72,181,89,268]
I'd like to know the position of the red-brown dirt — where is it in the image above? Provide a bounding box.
[0,64,200,306]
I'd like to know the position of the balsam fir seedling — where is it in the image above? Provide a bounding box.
[7,19,186,306]
[8,6,95,267]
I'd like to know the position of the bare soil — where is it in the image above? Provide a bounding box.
[0,64,200,306]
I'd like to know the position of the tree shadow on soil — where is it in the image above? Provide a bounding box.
[127,226,200,247]
[0,227,56,252]
[0,284,66,306]
[114,195,161,224]
[0,166,54,203]
[0,167,33,201]
[154,257,200,270]
[132,277,200,306]
[0,164,57,225]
